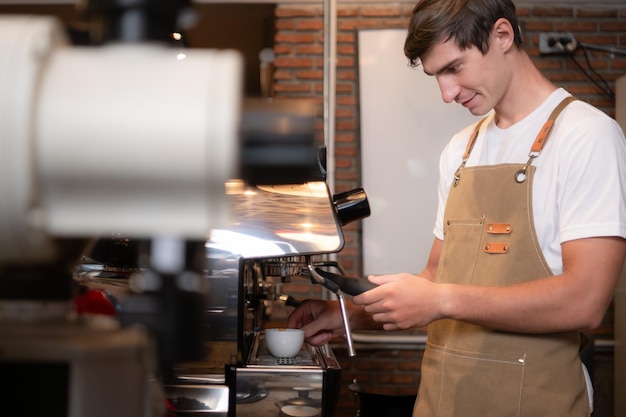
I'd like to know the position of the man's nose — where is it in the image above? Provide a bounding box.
[437,77,458,104]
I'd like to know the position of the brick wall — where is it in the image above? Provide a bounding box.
[272,3,626,417]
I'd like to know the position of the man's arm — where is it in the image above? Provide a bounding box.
[355,236,625,333]
[442,236,625,332]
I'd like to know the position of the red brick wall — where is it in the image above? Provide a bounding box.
[272,4,625,417]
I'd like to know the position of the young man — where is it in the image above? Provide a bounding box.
[288,0,626,416]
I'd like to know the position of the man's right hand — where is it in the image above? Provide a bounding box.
[287,298,383,345]
[287,299,349,346]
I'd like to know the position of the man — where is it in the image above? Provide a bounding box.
[287,0,626,416]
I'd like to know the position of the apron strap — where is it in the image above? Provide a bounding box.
[453,117,489,186]
[515,96,578,183]
[462,117,489,161]
[454,95,578,186]
[529,96,579,154]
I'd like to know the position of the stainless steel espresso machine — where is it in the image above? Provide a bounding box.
[163,178,371,417]
[113,85,368,417]
[160,101,373,417]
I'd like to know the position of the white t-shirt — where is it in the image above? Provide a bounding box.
[434,88,626,275]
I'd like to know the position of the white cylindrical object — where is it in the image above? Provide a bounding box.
[36,43,243,238]
[0,15,68,263]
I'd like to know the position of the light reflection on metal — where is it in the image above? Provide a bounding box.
[208,181,343,258]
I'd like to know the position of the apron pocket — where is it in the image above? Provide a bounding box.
[439,217,484,285]
[417,342,525,417]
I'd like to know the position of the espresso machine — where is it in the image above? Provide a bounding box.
[163,103,373,417]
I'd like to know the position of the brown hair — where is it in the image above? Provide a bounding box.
[404,0,523,66]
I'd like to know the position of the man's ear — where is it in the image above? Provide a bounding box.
[493,17,515,51]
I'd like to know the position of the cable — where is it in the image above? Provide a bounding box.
[566,43,615,102]
[578,42,626,57]
[578,43,615,101]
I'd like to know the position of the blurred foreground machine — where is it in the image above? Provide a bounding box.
[0,1,370,416]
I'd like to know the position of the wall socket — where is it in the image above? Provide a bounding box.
[538,32,577,54]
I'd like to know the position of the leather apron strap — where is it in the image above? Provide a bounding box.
[414,97,589,417]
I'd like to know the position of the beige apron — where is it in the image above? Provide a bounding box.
[414,97,590,417]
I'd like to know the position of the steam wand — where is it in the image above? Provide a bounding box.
[306,257,357,357]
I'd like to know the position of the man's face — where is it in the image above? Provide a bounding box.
[420,36,509,116]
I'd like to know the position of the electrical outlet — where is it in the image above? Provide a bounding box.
[539,32,577,55]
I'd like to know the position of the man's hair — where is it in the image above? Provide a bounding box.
[404,0,523,67]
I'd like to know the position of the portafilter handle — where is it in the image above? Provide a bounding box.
[311,268,377,296]
[307,262,357,357]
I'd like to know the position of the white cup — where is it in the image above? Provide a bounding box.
[265,328,305,358]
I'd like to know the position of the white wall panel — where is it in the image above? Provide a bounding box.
[358,28,478,275]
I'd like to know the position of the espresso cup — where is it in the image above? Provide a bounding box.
[265,328,305,358]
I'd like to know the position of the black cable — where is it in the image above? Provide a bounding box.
[578,43,615,101]
[566,44,615,102]
[567,53,615,102]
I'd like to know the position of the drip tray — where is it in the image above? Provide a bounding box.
[274,356,298,366]
[252,350,315,367]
